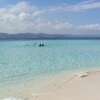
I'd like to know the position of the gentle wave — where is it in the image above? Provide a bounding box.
[2,97,21,100]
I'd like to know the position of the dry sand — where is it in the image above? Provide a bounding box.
[28,70,100,100]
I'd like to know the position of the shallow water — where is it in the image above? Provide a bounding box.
[0,40,100,100]
[0,40,100,99]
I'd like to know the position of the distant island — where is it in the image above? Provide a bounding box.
[0,33,100,40]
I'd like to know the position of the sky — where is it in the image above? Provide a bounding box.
[0,0,100,35]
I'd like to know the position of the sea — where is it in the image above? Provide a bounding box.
[0,39,100,99]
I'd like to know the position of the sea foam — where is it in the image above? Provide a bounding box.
[2,97,21,100]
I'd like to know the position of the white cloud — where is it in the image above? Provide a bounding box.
[53,22,74,30]
[31,0,100,14]
[0,1,100,34]
[33,21,75,34]
[40,0,100,13]
[70,0,100,11]
[78,24,100,30]
[77,24,100,31]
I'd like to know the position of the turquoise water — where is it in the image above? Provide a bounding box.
[0,40,100,85]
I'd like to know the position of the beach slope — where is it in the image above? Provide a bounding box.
[29,71,100,100]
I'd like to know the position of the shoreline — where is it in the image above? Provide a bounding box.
[1,68,100,100]
[29,69,100,100]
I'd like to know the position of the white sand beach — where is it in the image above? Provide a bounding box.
[27,70,100,100]
[1,69,100,100]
